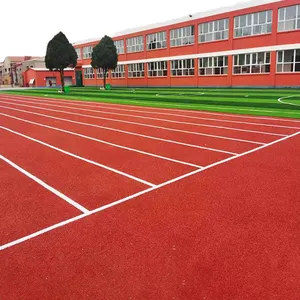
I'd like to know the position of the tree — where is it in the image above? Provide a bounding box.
[45,32,77,92]
[91,35,118,89]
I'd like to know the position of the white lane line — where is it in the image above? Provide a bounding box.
[0,112,203,169]
[2,97,290,136]
[1,130,299,251]
[0,126,156,187]
[4,93,300,123]
[7,94,300,130]
[0,153,89,214]
[0,100,275,144]
[0,104,242,155]
[278,95,300,107]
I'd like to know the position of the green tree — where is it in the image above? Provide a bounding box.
[91,35,118,89]
[45,31,77,92]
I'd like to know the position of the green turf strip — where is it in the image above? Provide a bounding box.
[1,87,300,119]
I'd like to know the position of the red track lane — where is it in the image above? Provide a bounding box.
[1,132,299,299]
[3,93,300,128]
[0,160,80,245]
[0,116,196,182]
[0,129,147,210]
[0,95,297,135]
[0,101,279,147]
[0,107,237,166]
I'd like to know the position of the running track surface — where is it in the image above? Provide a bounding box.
[0,94,299,300]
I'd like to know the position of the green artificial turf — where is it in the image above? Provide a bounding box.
[1,87,300,119]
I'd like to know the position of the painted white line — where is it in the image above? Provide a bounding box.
[2,97,289,136]
[0,99,274,144]
[278,95,300,107]
[0,126,156,187]
[4,93,300,123]
[0,104,243,155]
[7,94,300,130]
[0,112,203,169]
[0,154,89,214]
[1,130,299,251]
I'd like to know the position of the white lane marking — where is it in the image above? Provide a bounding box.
[2,97,290,136]
[7,94,300,130]
[0,153,89,214]
[0,104,243,155]
[0,126,156,187]
[278,95,300,107]
[1,130,299,251]
[3,93,300,123]
[0,112,203,169]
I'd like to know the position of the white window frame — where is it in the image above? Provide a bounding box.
[75,48,82,60]
[171,59,195,76]
[96,68,109,79]
[84,67,95,79]
[147,61,168,77]
[128,63,145,78]
[111,65,126,78]
[277,49,300,73]
[199,56,228,76]
[82,46,93,59]
[146,31,167,50]
[114,40,125,54]
[233,52,271,74]
[234,10,272,38]
[198,18,229,43]
[126,36,144,53]
[170,26,195,47]
[278,5,300,32]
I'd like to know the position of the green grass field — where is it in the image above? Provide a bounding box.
[1,87,300,119]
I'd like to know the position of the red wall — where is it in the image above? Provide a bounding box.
[23,69,76,87]
[75,0,300,87]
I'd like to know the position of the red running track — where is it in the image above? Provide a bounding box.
[0,94,300,299]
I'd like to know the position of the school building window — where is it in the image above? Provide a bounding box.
[82,46,93,59]
[114,40,125,54]
[199,56,228,75]
[198,18,229,43]
[147,31,167,50]
[171,59,194,76]
[234,10,272,37]
[75,48,81,60]
[278,5,300,32]
[233,52,271,74]
[148,61,168,77]
[84,67,95,79]
[111,65,126,78]
[126,36,144,53]
[170,26,195,47]
[277,49,300,72]
[96,68,109,78]
[128,63,145,77]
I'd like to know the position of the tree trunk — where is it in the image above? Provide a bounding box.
[60,69,65,92]
[103,67,107,90]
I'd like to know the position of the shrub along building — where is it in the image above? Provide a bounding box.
[73,0,300,88]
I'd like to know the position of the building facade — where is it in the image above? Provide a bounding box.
[73,0,300,87]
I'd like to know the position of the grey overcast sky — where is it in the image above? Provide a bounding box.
[0,0,249,61]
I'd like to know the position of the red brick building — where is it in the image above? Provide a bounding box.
[73,0,300,88]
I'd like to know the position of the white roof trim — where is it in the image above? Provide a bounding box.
[73,0,281,45]
[82,43,300,67]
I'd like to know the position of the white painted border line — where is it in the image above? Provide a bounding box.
[3,93,300,123]
[0,104,245,154]
[0,154,89,214]
[0,112,204,169]
[278,95,300,107]
[5,94,299,130]
[0,126,156,187]
[1,97,289,136]
[2,130,299,251]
